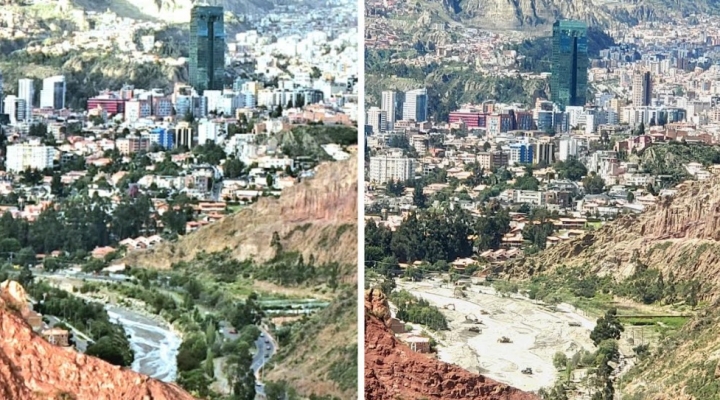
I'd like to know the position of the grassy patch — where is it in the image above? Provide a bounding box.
[283,223,313,240]
[618,316,689,329]
[327,344,358,391]
[335,223,354,240]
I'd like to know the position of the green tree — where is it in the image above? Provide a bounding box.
[266,174,274,188]
[583,172,606,195]
[228,341,256,400]
[636,121,645,136]
[17,266,34,287]
[177,368,212,398]
[385,179,405,197]
[590,308,624,346]
[553,351,568,370]
[413,182,427,208]
[15,247,36,267]
[86,336,132,366]
[224,158,245,179]
[687,282,699,308]
[51,173,63,196]
[553,156,588,181]
[205,348,215,378]
[176,333,208,372]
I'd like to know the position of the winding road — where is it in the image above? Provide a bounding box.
[219,321,277,398]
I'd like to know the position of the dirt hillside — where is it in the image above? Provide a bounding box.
[504,176,720,398]
[364,289,538,400]
[507,177,720,300]
[0,281,195,400]
[125,155,358,271]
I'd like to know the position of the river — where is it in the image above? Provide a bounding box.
[105,305,182,382]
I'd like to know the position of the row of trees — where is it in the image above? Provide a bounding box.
[0,189,201,259]
[27,281,134,367]
[390,290,448,331]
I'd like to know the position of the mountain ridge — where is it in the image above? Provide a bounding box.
[380,0,720,31]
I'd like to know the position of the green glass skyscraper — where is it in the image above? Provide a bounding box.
[550,20,588,110]
[189,6,225,93]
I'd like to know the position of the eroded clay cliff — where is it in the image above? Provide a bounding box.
[0,281,195,400]
[507,177,720,299]
[364,289,538,400]
[125,154,358,270]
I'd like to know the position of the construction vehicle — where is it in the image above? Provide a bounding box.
[521,368,533,375]
[498,336,512,343]
[465,314,482,324]
[468,326,482,333]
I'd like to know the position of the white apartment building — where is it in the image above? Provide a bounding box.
[6,143,55,172]
[558,137,579,161]
[40,75,66,110]
[369,153,415,183]
[381,90,399,130]
[3,96,22,125]
[402,88,428,122]
[198,119,223,146]
[125,100,151,122]
[366,107,387,134]
[18,79,34,122]
[513,190,545,206]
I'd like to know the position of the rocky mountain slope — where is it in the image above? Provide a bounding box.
[403,0,720,31]
[506,176,720,300]
[125,154,358,271]
[0,280,195,400]
[503,176,720,397]
[265,287,358,399]
[70,0,274,23]
[364,289,538,400]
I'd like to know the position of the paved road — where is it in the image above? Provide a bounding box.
[219,321,276,398]
[252,326,276,398]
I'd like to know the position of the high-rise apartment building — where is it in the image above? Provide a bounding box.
[632,71,652,107]
[551,20,588,110]
[18,79,33,122]
[6,143,55,172]
[402,88,428,122]
[40,76,66,110]
[174,121,195,149]
[366,107,387,134]
[509,142,534,165]
[3,96,25,125]
[189,6,225,93]
[381,90,402,129]
[369,153,415,183]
